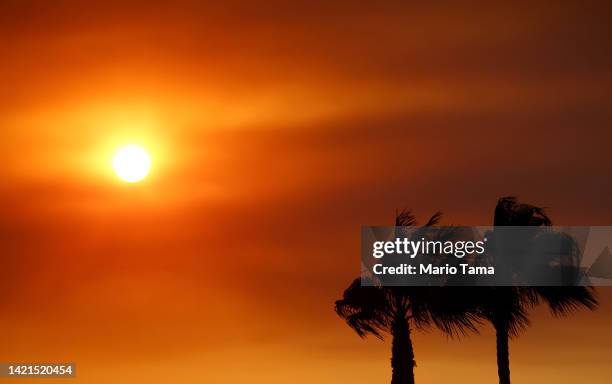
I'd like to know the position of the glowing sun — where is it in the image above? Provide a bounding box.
[112,145,151,183]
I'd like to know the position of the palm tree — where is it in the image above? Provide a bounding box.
[480,197,598,384]
[335,211,479,384]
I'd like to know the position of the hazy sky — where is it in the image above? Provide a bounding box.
[1,2,611,383]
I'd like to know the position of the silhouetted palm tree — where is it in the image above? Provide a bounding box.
[480,197,598,384]
[335,211,479,384]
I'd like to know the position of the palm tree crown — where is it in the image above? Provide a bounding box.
[480,197,598,384]
[336,211,479,384]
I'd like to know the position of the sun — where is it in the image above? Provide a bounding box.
[112,145,151,183]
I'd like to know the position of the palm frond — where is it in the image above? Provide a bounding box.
[395,209,416,227]
[425,211,443,226]
[534,286,598,316]
[335,278,391,339]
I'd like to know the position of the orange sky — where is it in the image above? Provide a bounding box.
[1,1,612,383]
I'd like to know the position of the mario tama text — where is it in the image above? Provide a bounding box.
[362,226,612,286]
[373,263,494,276]
[369,236,494,277]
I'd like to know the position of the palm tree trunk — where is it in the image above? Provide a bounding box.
[390,317,416,384]
[495,322,511,384]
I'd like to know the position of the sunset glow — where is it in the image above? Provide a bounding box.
[112,145,151,183]
[2,2,612,384]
